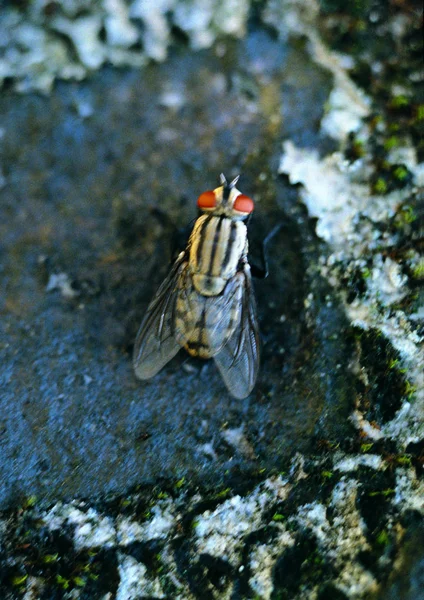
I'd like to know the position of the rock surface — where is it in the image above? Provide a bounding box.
[0,1,422,599]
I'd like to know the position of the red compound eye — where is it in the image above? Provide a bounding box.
[233,194,254,214]
[197,190,216,209]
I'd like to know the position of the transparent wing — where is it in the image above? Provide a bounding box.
[133,253,187,379]
[201,276,244,355]
[214,265,260,399]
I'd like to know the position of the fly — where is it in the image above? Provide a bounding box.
[133,173,260,399]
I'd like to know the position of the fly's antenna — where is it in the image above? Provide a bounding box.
[220,173,240,205]
[229,175,240,188]
[219,173,240,189]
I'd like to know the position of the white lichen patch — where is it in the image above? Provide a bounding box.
[368,256,408,307]
[22,576,46,600]
[43,503,116,550]
[104,0,139,48]
[116,517,145,546]
[130,0,175,61]
[220,424,256,459]
[328,479,371,564]
[116,498,178,545]
[278,142,404,251]
[321,83,369,140]
[51,15,106,70]
[279,132,423,450]
[350,410,385,442]
[194,476,290,563]
[295,502,330,546]
[1,0,251,92]
[274,20,423,591]
[275,0,423,458]
[295,479,378,599]
[248,529,295,600]
[116,553,165,600]
[393,467,424,514]
[264,0,370,140]
[4,460,423,600]
[46,272,79,299]
[334,454,384,473]
[348,306,424,446]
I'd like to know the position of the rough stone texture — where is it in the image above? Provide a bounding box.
[0,0,423,599]
[0,28,336,508]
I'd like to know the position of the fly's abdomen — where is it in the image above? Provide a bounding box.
[189,215,247,296]
[177,281,243,359]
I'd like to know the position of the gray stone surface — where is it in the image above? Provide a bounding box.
[0,31,339,508]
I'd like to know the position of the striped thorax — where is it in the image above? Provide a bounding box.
[188,174,254,296]
[188,215,247,296]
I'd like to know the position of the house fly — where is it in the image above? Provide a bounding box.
[133,173,260,399]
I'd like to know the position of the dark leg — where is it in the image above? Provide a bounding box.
[249,223,283,279]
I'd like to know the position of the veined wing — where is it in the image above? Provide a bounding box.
[133,252,188,379]
[203,275,244,355]
[214,265,260,399]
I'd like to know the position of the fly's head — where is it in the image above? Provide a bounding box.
[197,173,254,221]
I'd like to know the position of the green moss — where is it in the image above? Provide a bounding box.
[395,454,412,466]
[373,177,388,194]
[404,381,416,400]
[383,136,400,151]
[272,513,286,521]
[56,575,70,589]
[389,95,410,109]
[394,205,416,227]
[22,496,37,509]
[321,470,333,479]
[369,488,395,497]
[215,487,231,498]
[361,443,374,452]
[411,258,424,280]
[175,477,185,489]
[42,553,59,563]
[416,104,424,122]
[393,165,409,181]
[12,574,28,586]
[376,529,390,546]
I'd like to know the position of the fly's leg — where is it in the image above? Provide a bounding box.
[249,223,283,279]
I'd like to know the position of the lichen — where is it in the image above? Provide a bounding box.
[0,0,252,92]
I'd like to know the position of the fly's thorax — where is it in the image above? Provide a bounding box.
[188,214,247,296]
